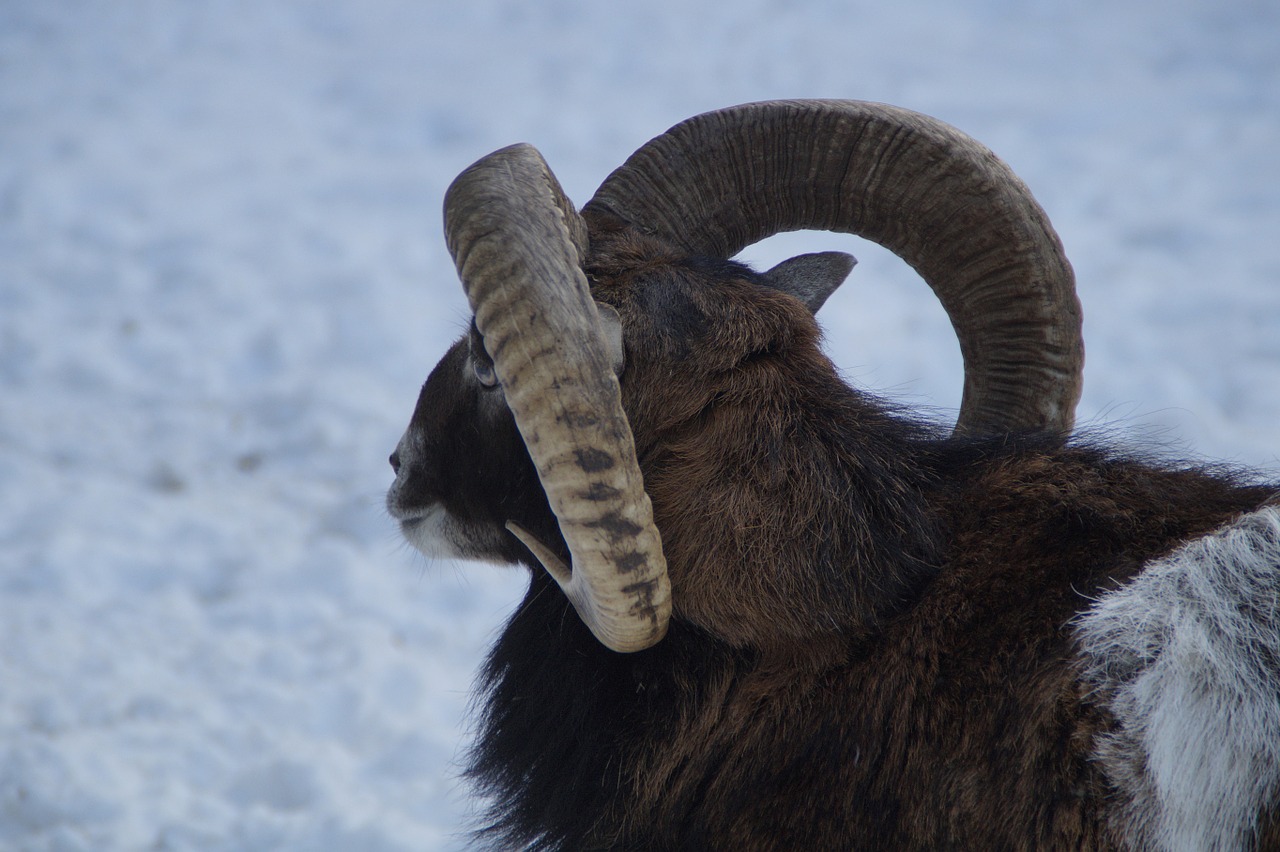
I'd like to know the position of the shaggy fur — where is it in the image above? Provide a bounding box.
[1077,503,1280,851]
[465,434,1272,850]
[390,222,1280,849]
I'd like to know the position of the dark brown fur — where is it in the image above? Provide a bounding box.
[404,219,1277,849]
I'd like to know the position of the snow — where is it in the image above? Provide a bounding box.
[1,1,1277,848]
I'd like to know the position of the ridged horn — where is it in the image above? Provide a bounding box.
[443,144,670,653]
[584,99,1083,436]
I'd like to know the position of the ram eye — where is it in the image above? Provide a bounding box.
[473,358,498,388]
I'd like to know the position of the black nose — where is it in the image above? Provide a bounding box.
[389,451,401,474]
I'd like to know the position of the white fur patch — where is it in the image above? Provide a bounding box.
[1075,503,1280,851]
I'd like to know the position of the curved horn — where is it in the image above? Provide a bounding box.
[444,144,670,653]
[583,99,1083,436]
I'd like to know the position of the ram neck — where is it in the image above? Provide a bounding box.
[634,369,946,649]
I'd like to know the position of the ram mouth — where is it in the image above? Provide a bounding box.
[385,492,425,525]
[386,500,444,546]
[391,502,509,563]
[388,503,427,527]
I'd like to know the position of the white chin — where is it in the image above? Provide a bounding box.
[400,504,509,563]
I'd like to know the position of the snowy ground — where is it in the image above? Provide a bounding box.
[1,1,1278,849]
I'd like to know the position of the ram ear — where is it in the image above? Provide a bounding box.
[761,251,857,314]
[596,301,625,375]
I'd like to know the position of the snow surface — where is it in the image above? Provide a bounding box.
[1,1,1277,849]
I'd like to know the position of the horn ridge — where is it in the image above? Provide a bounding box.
[584,100,1083,436]
[445,144,671,653]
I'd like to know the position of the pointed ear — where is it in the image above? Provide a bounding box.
[760,251,857,314]
[595,301,625,375]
